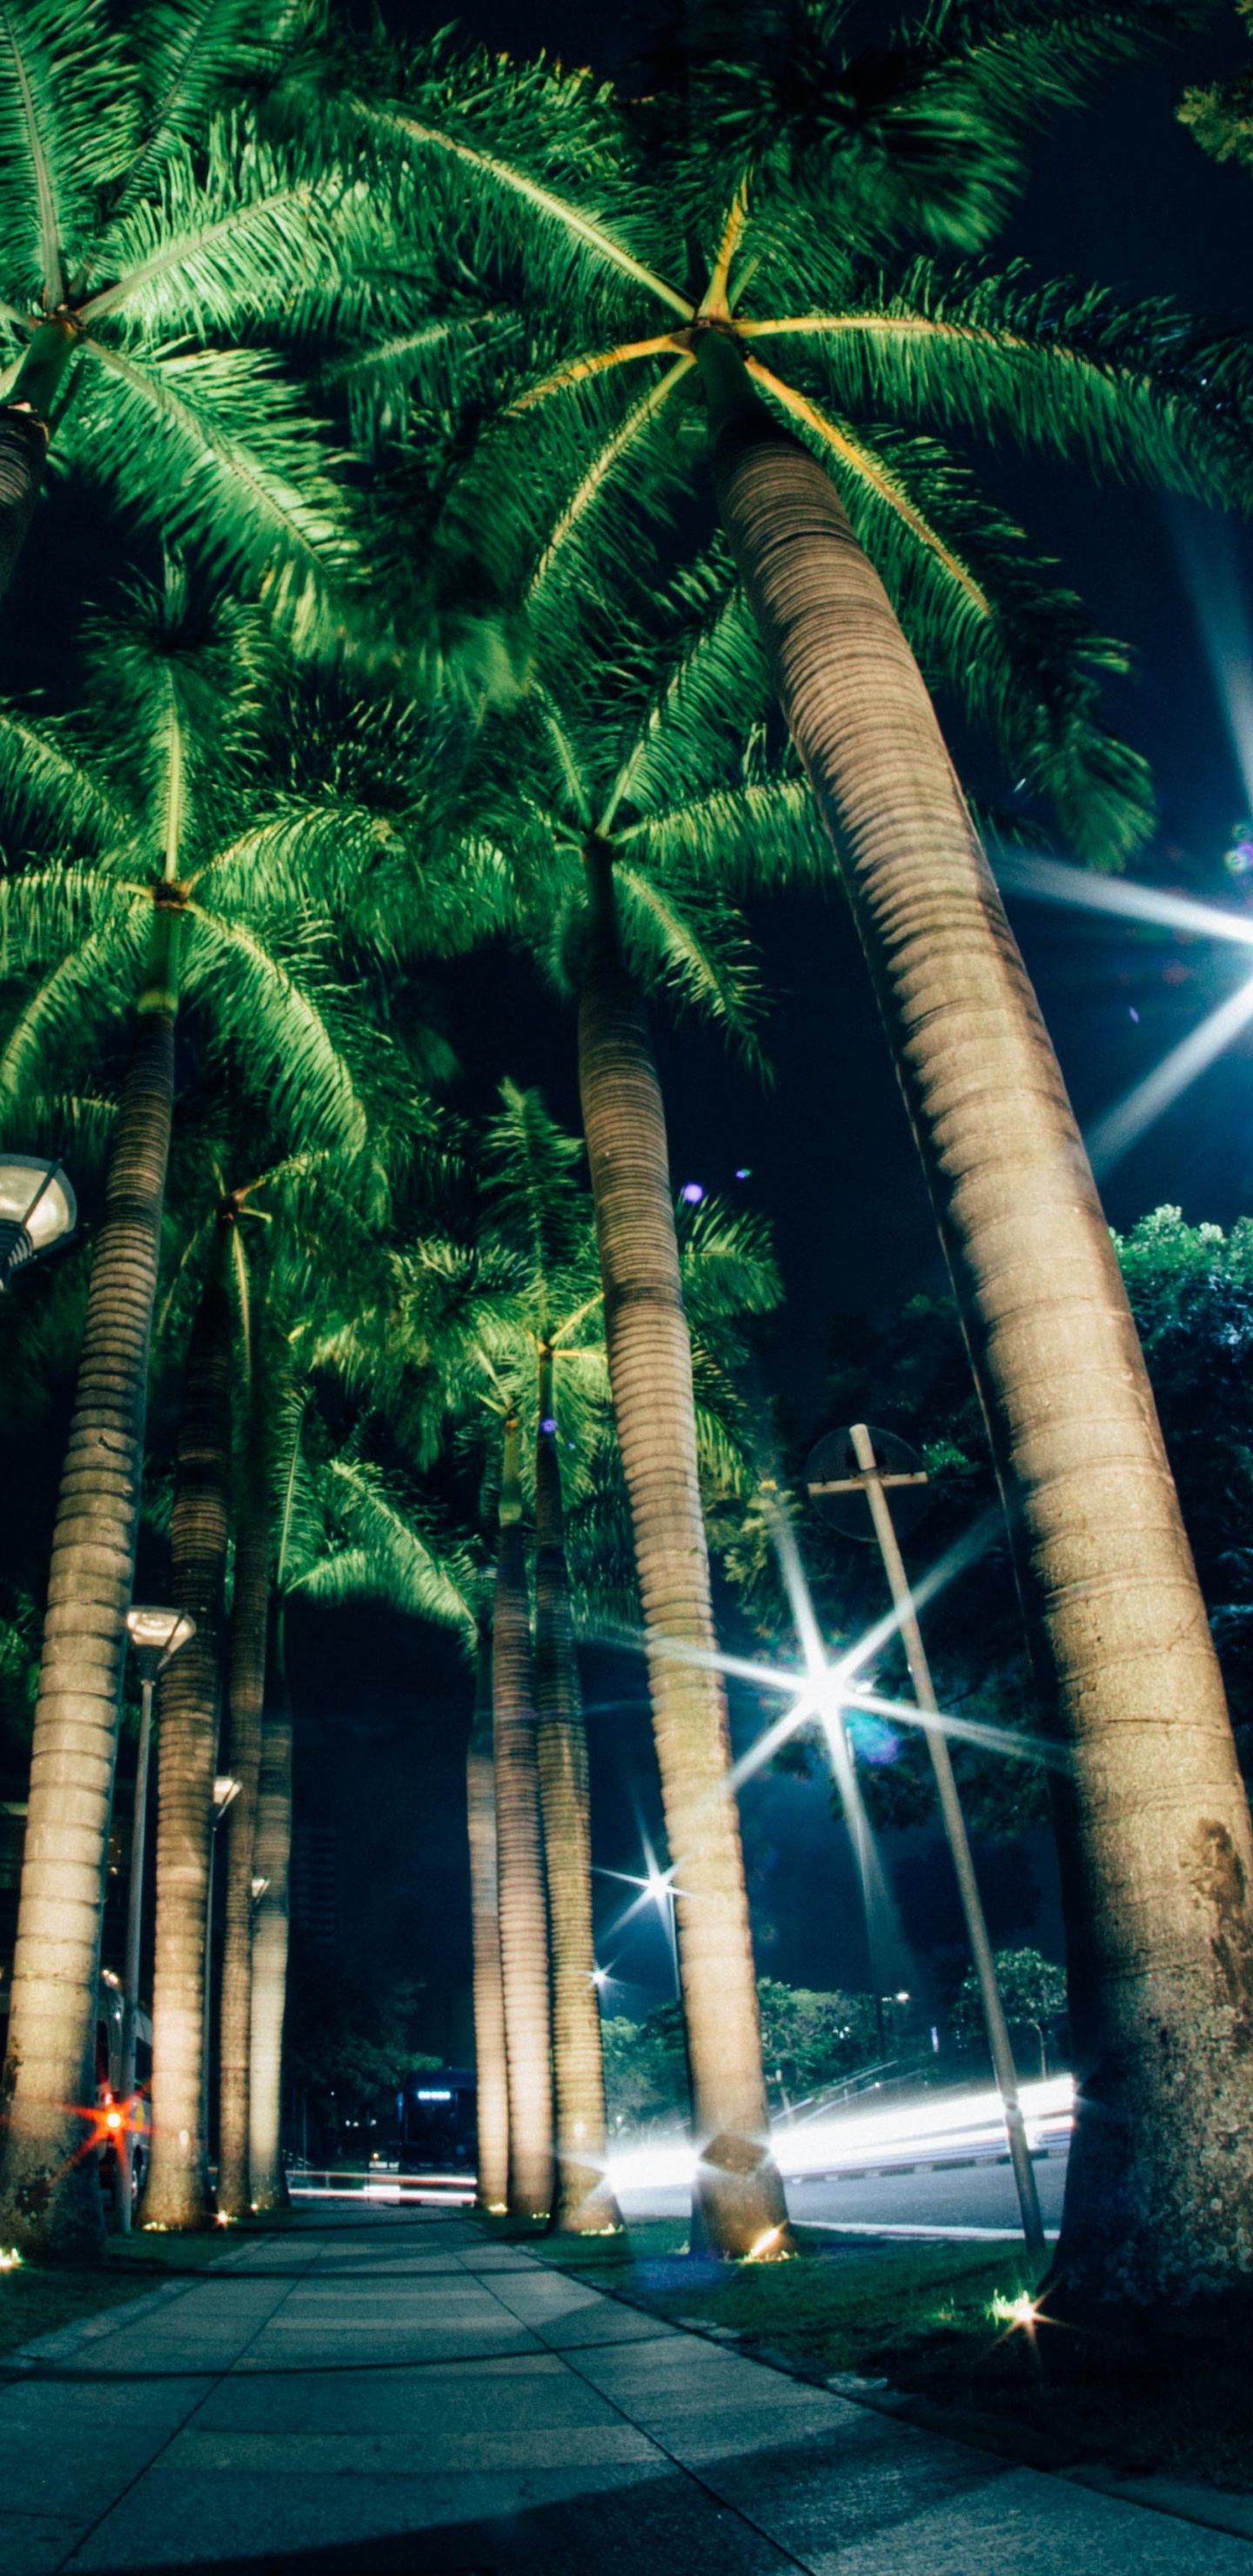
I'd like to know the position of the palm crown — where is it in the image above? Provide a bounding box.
[345,5,1253,859]
[0,0,352,626]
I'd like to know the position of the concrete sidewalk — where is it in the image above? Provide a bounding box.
[1,2204,1250,2575]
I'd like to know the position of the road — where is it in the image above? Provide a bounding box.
[609,2074,1074,2239]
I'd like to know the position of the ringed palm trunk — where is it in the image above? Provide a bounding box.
[215,1399,268,2217]
[249,1607,292,2210]
[492,1420,554,2218]
[533,1358,620,2233]
[0,319,78,600]
[699,328,1253,2318]
[578,845,789,2260]
[466,1615,509,2212]
[0,899,181,2260]
[141,1265,232,2229]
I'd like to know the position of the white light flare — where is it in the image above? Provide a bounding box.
[1168,498,1253,819]
[1087,969,1253,1176]
[994,846,1253,952]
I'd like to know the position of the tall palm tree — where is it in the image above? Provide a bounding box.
[354,17,1253,2307]
[0,0,353,629]
[333,1077,781,2238]
[492,1415,553,2218]
[0,578,377,2255]
[437,603,812,2251]
[142,1241,233,2230]
[244,1377,479,2205]
[480,1083,620,2232]
[466,1605,509,2211]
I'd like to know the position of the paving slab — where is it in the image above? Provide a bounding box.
[0,2202,1248,2575]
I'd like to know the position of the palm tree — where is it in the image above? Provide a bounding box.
[333,1076,782,2239]
[0,578,377,2255]
[355,17,1253,2307]
[244,1377,479,2206]
[142,1241,233,2230]
[466,1606,509,2211]
[0,0,352,627]
[480,1082,620,2232]
[492,1415,554,2218]
[435,600,811,2251]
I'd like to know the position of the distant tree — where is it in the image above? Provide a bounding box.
[952,1946,1068,2081]
[755,1979,880,2103]
[601,1977,879,2129]
[284,1960,438,2163]
[1180,3,1253,169]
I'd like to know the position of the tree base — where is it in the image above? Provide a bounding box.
[547,2164,624,2236]
[0,2135,107,2264]
[692,2132,794,2260]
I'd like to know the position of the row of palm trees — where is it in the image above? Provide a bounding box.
[0,0,1249,2318]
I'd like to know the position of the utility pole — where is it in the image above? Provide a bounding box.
[807,1424,1046,2260]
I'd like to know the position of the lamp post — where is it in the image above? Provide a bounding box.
[806,1422,1046,2261]
[0,1154,76,1288]
[118,1605,195,2231]
[203,1773,240,2166]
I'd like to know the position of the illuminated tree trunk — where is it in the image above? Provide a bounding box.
[701,328,1253,2318]
[249,1612,292,2210]
[492,1421,553,2218]
[578,845,789,2260]
[534,1361,620,2232]
[215,1402,268,2218]
[0,906,179,2261]
[142,1265,232,2230]
[467,1619,509,2210]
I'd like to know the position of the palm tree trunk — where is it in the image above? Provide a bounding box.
[467,1615,509,2212]
[215,1399,268,2217]
[578,844,788,2261]
[0,903,180,2260]
[249,1607,292,2210]
[534,1357,620,2233]
[0,318,77,599]
[492,1419,553,2218]
[699,328,1253,2318]
[141,1264,233,2229]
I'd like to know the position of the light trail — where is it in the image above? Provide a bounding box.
[604,2074,1074,2198]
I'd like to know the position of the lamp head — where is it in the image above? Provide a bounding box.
[125,1606,195,1682]
[0,1155,77,1287]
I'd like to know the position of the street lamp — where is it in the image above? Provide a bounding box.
[117,1605,195,2231]
[0,1155,76,1289]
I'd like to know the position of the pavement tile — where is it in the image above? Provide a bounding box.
[805,2459,1253,2573]
[154,2421,660,2474]
[193,2355,606,2437]
[65,2460,674,2568]
[0,2510,86,2575]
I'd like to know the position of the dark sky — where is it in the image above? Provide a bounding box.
[279,5,1253,2047]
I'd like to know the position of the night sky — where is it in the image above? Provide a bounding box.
[155,6,1253,2054]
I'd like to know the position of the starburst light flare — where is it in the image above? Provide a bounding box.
[1087,970,1253,1175]
[1168,500,1253,817]
[994,847,1253,950]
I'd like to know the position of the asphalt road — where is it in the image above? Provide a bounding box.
[615,2145,1069,2238]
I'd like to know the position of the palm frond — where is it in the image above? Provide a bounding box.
[0,0,133,307]
[183,906,369,1154]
